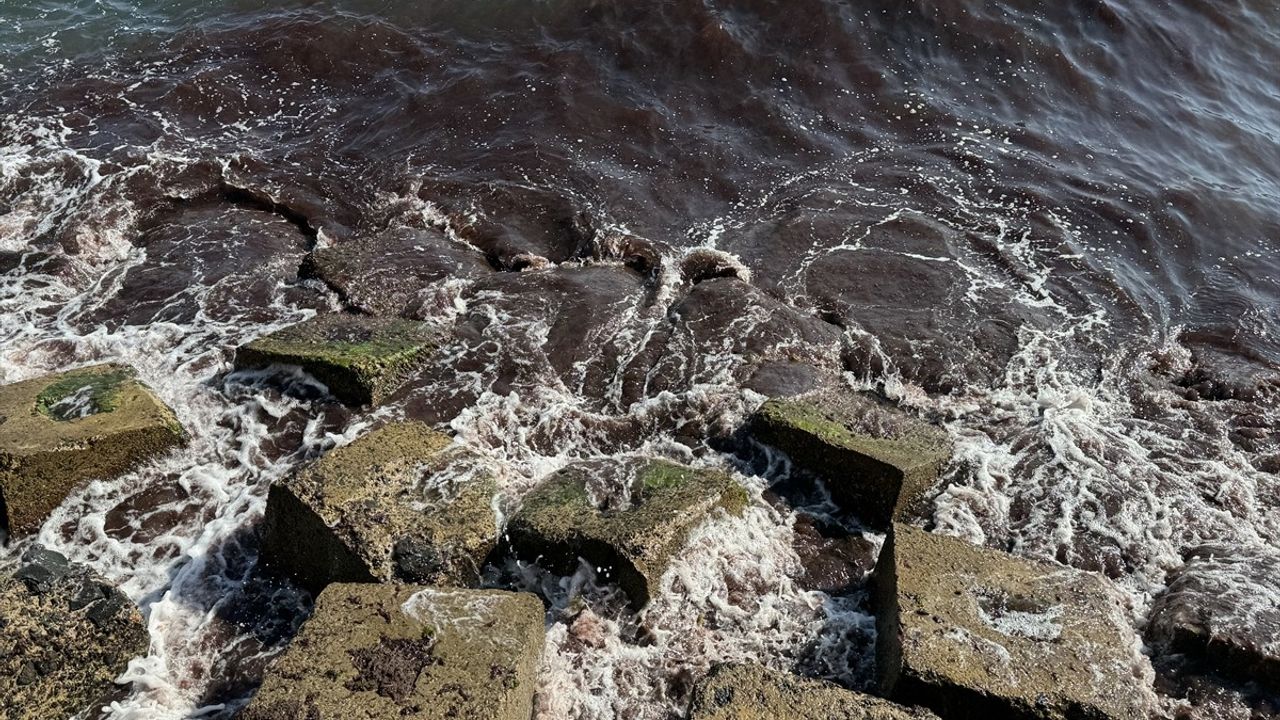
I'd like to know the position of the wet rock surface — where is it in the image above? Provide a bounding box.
[0,363,185,538]
[234,314,439,406]
[790,513,878,595]
[0,546,149,720]
[504,457,749,608]
[874,523,1155,720]
[752,389,952,528]
[81,205,314,330]
[303,227,491,317]
[415,180,596,270]
[239,583,545,720]
[259,421,497,593]
[630,277,845,402]
[689,663,939,720]
[455,264,648,405]
[1148,544,1280,693]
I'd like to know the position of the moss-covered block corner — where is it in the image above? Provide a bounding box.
[259,421,499,593]
[234,314,438,406]
[0,364,186,538]
[873,524,1154,720]
[504,458,748,608]
[752,390,951,528]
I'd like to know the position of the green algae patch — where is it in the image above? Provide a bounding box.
[874,524,1155,720]
[752,389,952,528]
[0,364,186,538]
[234,314,438,406]
[690,663,939,720]
[33,366,133,421]
[259,421,499,593]
[504,458,749,608]
[0,546,150,720]
[240,584,545,720]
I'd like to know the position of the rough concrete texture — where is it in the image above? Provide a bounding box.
[0,363,185,538]
[0,546,149,720]
[504,457,749,608]
[874,524,1155,720]
[259,421,498,593]
[233,313,438,406]
[239,583,545,720]
[689,663,940,720]
[1148,543,1280,692]
[751,388,952,528]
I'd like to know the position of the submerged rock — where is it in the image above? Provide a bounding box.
[874,524,1154,720]
[303,227,491,317]
[751,389,951,528]
[504,457,749,608]
[1148,544,1280,692]
[240,583,544,720]
[259,421,497,593]
[0,546,149,720]
[790,513,877,595]
[417,180,596,270]
[690,663,938,720]
[234,314,438,406]
[0,363,185,538]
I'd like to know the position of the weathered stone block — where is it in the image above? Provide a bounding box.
[0,546,149,720]
[504,458,748,608]
[689,663,939,719]
[0,363,185,538]
[240,584,545,720]
[1148,544,1280,692]
[752,389,951,527]
[234,314,437,406]
[874,524,1154,720]
[259,421,498,593]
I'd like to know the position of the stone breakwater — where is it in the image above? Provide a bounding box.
[0,313,1274,719]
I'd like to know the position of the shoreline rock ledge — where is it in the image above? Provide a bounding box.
[0,546,149,720]
[0,363,186,539]
[750,389,952,528]
[234,313,438,406]
[258,421,498,593]
[240,583,545,720]
[874,524,1155,720]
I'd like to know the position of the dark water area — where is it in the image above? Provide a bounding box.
[1,1,1279,718]
[5,1,1280,381]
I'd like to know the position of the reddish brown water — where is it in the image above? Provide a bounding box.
[1,1,1278,717]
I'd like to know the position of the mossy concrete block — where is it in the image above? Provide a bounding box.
[260,422,498,593]
[0,546,149,720]
[0,363,185,538]
[874,524,1154,720]
[240,583,545,720]
[234,314,438,406]
[751,389,951,527]
[690,663,939,719]
[504,458,749,608]
[1147,544,1280,692]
